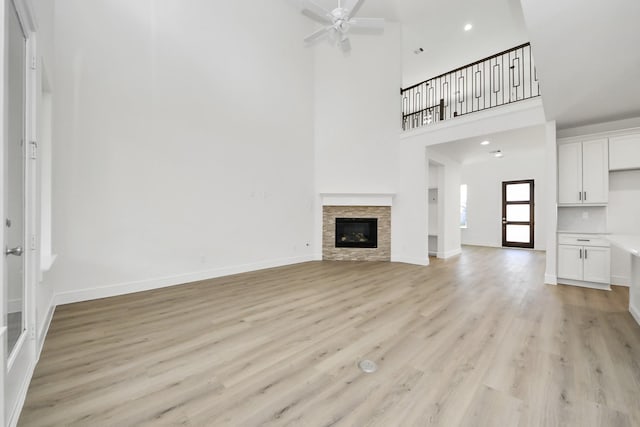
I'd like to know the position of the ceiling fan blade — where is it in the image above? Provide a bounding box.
[349,17,385,30]
[301,0,333,23]
[304,26,330,44]
[344,0,365,18]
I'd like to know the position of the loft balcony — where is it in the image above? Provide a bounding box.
[401,43,540,131]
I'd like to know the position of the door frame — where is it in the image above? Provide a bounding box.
[502,179,535,249]
[1,0,38,425]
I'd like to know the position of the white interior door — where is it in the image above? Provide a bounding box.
[3,0,34,423]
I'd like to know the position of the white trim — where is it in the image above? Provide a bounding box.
[556,278,611,291]
[6,359,35,427]
[391,255,429,266]
[439,248,462,259]
[400,97,544,140]
[320,193,395,207]
[12,0,37,34]
[610,275,630,287]
[0,327,6,424]
[40,253,56,272]
[545,274,558,285]
[557,120,640,140]
[36,300,55,358]
[7,299,22,313]
[55,255,315,306]
[630,302,640,327]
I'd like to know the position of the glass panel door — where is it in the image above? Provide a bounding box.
[4,0,27,357]
[502,180,534,249]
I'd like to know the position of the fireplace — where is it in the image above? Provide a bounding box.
[322,205,390,261]
[335,218,378,248]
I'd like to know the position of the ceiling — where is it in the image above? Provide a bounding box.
[428,125,546,165]
[306,0,640,129]
[520,0,640,129]
[306,0,530,87]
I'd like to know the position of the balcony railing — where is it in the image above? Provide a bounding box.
[401,43,540,131]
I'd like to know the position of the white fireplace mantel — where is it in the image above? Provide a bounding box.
[320,193,395,207]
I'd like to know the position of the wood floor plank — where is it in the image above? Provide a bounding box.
[19,246,640,426]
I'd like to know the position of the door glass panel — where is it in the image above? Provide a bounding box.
[5,0,26,355]
[506,225,530,243]
[506,183,530,201]
[506,204,530,222]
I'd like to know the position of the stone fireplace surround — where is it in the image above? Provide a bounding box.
[321,193,393,261]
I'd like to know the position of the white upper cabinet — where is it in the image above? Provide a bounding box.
[558,139,608,205]
[609,133,640,171]
[581,139,609,203]
[558,142,583,204]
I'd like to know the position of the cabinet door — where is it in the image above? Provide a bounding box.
[558,245,583,280]
[609,134,640,171]
[558,142,582,204]
[583,247,610,284]
[582,139,608,204]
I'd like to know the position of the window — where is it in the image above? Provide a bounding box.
[460,184,468,228]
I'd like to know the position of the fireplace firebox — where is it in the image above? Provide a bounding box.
[335,218,378,248]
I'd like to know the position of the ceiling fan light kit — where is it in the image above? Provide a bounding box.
[300,0,385,53]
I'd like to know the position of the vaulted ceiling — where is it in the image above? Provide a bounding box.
[520,0,640,129]
[305,0,640,129]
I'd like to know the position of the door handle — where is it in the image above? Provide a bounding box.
[5,246,23,257]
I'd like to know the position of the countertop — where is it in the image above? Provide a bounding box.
[557,231,610,235]
[607,234,640,256]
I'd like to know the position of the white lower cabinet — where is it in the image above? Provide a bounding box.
[558,234,610,287]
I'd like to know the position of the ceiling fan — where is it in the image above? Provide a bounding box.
[301,0,385,52]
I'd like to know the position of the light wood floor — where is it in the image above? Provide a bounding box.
[20,247,640,426]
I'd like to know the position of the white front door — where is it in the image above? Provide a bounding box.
[3,0,34,424]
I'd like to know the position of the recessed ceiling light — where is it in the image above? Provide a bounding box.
[413,47,424,55]
[464,23,473,32]
[491,150,504,158]
[480,140,490,145]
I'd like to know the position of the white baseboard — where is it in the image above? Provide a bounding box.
[610,275,631,287]
[37,300,56,359]
[8,359,36,427]
[439,248,462,259]
[55,255,315,306]
[557,278,611,291]
[544,274,558,285]
[428,251,437,257]
[391,255,429,266]
[630,302,640,327]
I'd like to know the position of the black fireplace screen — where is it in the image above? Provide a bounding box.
[335,218,378,248]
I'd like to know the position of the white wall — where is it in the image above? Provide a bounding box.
[460,149,547,250]
[609,170,640,285]
[49,0,316,302]
[314,24,401,193]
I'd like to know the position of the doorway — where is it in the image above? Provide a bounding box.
[502,180,534,249]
